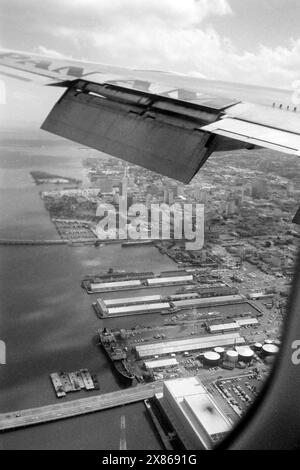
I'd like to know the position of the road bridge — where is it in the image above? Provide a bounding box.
[0,383,163,432]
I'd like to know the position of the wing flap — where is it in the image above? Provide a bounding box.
[41,79,221,183]
[202,117,300,156]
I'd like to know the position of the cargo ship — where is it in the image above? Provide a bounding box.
[98,328,135,384]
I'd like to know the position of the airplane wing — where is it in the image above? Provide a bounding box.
[1,50,300,184]
[202,102,300,158]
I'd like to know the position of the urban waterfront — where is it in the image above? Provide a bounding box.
[0,138,170,449]
[2,1,300,450]
[0,130,297,450]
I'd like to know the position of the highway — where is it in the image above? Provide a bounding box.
[0,383,163,432]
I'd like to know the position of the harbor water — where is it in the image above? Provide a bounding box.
[0,134,175,449]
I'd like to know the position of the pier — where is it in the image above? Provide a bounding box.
[0,239,98,247]
[0,383,163,432]
[0,239,67,246]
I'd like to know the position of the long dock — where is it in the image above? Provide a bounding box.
[0,383,163,432]
[0,239,67,246]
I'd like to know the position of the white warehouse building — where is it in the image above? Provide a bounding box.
[144,358,178,370]
[107,302,171,316]
[104,295,162,307]
[147,275,193,286]
[89,279,142,292]
[135,333,245,358]
[157,377,232,449]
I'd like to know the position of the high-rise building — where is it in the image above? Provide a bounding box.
[193,188,208,204]
[163,188,174,205]
[119,167,129,197]
[146,194,153,209]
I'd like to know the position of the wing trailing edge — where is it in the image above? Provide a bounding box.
[41,79,234,183]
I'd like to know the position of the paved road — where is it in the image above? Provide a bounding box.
[0,383,163,432]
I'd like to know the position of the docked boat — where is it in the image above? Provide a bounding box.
[98,328,135,383]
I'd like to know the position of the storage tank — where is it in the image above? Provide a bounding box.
[225,350,239,364]
[254,342,263,351]
[238,347,254,363]
[214,347,225,357]
[265,339,274,345]
[203,351,221,367]
[262,344,279,356]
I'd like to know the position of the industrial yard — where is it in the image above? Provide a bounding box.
[78,258,284,450]
[79,264,283,397]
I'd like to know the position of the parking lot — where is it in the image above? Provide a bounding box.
[214,372,266,416]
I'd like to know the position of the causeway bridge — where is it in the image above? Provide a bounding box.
[0,383,163,432]
[0,239,67,246]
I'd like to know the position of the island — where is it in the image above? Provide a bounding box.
[30,171,81,185]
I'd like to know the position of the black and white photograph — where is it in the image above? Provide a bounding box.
[0,0,300,453]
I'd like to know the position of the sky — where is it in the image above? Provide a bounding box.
[1,0,300,126]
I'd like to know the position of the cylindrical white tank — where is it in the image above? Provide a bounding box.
[254,342,263,351]
[225,350,239,364]
[262,344,279,356]
[203,351,221,366]
[214,347,225,357]
[265,339,274,345]
[238,347,254,363]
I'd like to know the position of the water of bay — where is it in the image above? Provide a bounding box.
[0,136,176,449]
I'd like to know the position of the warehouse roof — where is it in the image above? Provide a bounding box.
[163,378,231,441]
[236,318,258,326]
[107,302,170,315]
[136,333,245,358]
[104,295,162,306]
[208,323,240,333]
[144,358,178,369]
[90,279,142,290]
[165,377,206,398]
[170,293,199,300]
[172,295,244,307]
[147,275,193,285]
[185,394,231,437]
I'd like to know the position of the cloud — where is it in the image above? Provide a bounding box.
[226,39,300,88]
[1,0,300,88]
[35,46,70,59]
